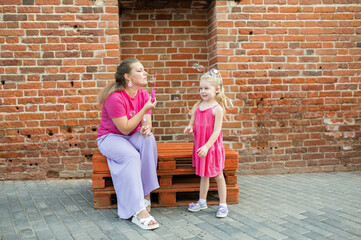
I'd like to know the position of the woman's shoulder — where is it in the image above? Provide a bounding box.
[109,90,125,97]
[106,90,125,103]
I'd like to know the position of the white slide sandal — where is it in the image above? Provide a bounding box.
[131,215,159,230]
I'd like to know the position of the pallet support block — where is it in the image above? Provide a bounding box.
[92,142,239,209]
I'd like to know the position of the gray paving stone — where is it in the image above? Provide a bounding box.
[303,231,334,240]
[256,235,276,240]
[280,228,310,240]
[1,172,361,239]
[170,226,197,239]
[101,228,127,239]
[301,213,356,239]
[0,225,17,238]
[282,215,333,237]
[82,226,109,240]
[18,228,35,238]
[121,228,145,239]
[196,222,233,239]
[34,230,55,240]
[2,235,20,240]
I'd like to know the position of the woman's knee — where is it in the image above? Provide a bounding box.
[144,134,156,145]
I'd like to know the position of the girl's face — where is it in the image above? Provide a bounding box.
[128,62,148,86]
[199,79,218,102]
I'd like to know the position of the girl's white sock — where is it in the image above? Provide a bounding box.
[219,203,227,208]
[199,198,207,204]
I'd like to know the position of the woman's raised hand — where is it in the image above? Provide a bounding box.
[144,97,157,111]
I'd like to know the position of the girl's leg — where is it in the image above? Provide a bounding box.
[97,134,145,219]
[199,177,210,200]
[188,176,209,212]
[214,173,227,204]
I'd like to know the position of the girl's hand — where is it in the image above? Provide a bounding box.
[197,145,209,158]
[184,125,193,134]
[144,97,157,111]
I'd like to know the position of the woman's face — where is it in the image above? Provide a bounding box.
[128,62,148,86]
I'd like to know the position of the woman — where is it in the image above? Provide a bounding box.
[97,58,159,230]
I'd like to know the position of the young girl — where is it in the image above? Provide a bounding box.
[184,69,232,218]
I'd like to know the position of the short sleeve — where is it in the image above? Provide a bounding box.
[105,93,126,118]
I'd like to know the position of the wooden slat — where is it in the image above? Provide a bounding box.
[92,171,237,191]
[93,142,239,173]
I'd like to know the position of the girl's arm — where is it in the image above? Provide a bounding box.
[197,106,224,158]
[112,98,157,135]
[184,101,200,134]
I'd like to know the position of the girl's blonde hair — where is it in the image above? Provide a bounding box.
[200,70,233,114]
[98,58,140,105]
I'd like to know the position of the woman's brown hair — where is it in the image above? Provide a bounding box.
[98,58,140,105]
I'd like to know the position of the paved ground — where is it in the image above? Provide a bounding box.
[1,172,361,240]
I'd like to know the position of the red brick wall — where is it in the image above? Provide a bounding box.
[119,7,210,140]
[0,0,120,179]
[213,0,361,174]
[1,0,360,180]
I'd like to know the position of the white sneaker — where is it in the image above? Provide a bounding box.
[216,206,228,218]
[188,201,208,212]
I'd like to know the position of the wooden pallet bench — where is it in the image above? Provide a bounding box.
[92,142,239,209]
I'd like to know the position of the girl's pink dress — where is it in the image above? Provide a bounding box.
[193,105,225,177]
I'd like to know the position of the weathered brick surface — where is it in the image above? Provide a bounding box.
[0,0,360,180]
[0,0,120,180]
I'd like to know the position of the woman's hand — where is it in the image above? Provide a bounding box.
[144,97,157,111]
[184,125,193,134]
[197,145,209,158]
[140,123,152,136]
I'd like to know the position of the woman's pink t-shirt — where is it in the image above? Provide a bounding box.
[97,89,151,137]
